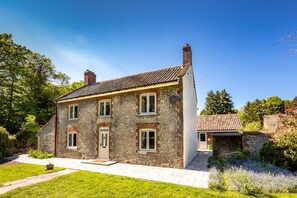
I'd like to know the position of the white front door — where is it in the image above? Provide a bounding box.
[99,128,109,159]
[199,133,207,149]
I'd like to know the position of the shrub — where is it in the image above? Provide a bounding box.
[207,156,225,171]
[208,168,225,191]
[260,141,296,171]
[242,121,262,132]
[0,126,14,158]
[16,115,40,149]
[209,167,297,195]
[28,149,53,159]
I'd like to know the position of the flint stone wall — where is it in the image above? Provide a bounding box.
[56,85,184,168]
[243,132,270,157]
[37,116,56,153]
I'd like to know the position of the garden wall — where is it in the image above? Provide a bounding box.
[242,132,271,157]
[37,116,55,153]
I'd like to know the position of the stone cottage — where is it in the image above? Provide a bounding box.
[38,44,198,168]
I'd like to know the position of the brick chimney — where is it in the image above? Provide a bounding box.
[183,43,192,67]
[84,70,96,86]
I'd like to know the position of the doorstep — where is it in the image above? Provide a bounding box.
[81,159,117,166]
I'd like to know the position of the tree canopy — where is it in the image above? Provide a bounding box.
[200,89,236,115]
[0,33,73,134]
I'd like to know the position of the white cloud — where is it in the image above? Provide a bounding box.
[48,44,123,83]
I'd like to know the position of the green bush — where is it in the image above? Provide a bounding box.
[28,149,53,159]
[0,126,15,158]
[207,156,225,171]
[16,115,40,149]
[226,149,252,164]
[259,141,290,169]
[242,121,262,132]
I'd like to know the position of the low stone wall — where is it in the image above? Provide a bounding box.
[37,116,55,153]
[242,132,271,157]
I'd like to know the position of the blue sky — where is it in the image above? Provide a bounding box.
[0,0,296,112]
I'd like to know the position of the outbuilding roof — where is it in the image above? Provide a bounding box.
[197,114,242,131]
[57,65,183,101]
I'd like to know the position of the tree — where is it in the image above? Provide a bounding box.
[273,107,297,170]
[284,99,294,109]
[266,96,285,115]
[239,99,266,126]
[201,89,235,115]
[0,33,69,133]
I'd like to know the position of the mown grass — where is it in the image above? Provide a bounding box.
[0,171,248,198]
[0,163,64,185]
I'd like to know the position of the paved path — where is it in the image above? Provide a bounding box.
[186,151,212,171]
[5,154,209,189]
[0,169,76,195]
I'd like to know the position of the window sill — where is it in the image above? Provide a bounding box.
[138,113,158,117]
[68,118,78,121]
[67,147,77,150]
[138,150,157,154]
[98,116,111,118]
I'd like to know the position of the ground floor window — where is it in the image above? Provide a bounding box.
[68,132,77,148]
[139,129,156,151]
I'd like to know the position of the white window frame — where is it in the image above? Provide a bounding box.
[139,129,157,152]
[68,104,78,120]
[139,93,157,115]
[98,99,111,117]
[67,132,77,149]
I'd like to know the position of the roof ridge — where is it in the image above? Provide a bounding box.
[88,65,182,86]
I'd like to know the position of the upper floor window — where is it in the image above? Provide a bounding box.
[67,132,77,148]
[99,99,111,117]
[69,104,78,120]
[139,129,156,152]
[140,93,156,114]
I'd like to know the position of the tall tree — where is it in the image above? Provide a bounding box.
[0,34,30,132]
[266,96,285,115]
[239,99,266,126]
[201,89,235,115]
[0,33,69,133]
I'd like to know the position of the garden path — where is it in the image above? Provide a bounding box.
[0,169,76,195]
[5,154,209,189]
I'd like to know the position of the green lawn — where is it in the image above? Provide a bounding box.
[0,171,247,198]
[0,170,296,198]
[0,163,64,185]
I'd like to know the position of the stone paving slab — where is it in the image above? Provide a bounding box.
[5,154,209,189]
[0,169,77,195]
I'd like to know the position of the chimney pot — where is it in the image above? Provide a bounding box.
[183,43,192,67]
[84,70,96,86]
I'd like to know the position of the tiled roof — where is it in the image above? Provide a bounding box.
[57,65,183,101]
[197,114,242,131]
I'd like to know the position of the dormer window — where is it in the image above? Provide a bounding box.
[99,99,111,117]
[140,93,156,115]
[69,104,78,120]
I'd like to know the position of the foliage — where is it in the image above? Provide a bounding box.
[208,150,297,196]
[28,149,53,159]
[239,99,266,127]
[284,99,294,109]
[272,109,297,171]
[0,33,69,134]
[223,168,297,195]
[201,89,236,115]
[260,141,287,168]
[266,96,285,115]
[16,115,40,149]
[239,96,288,129]
[0,163,63,185]
[0,171,248,198]
[0,126,14,158]
[241,121,262,132]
